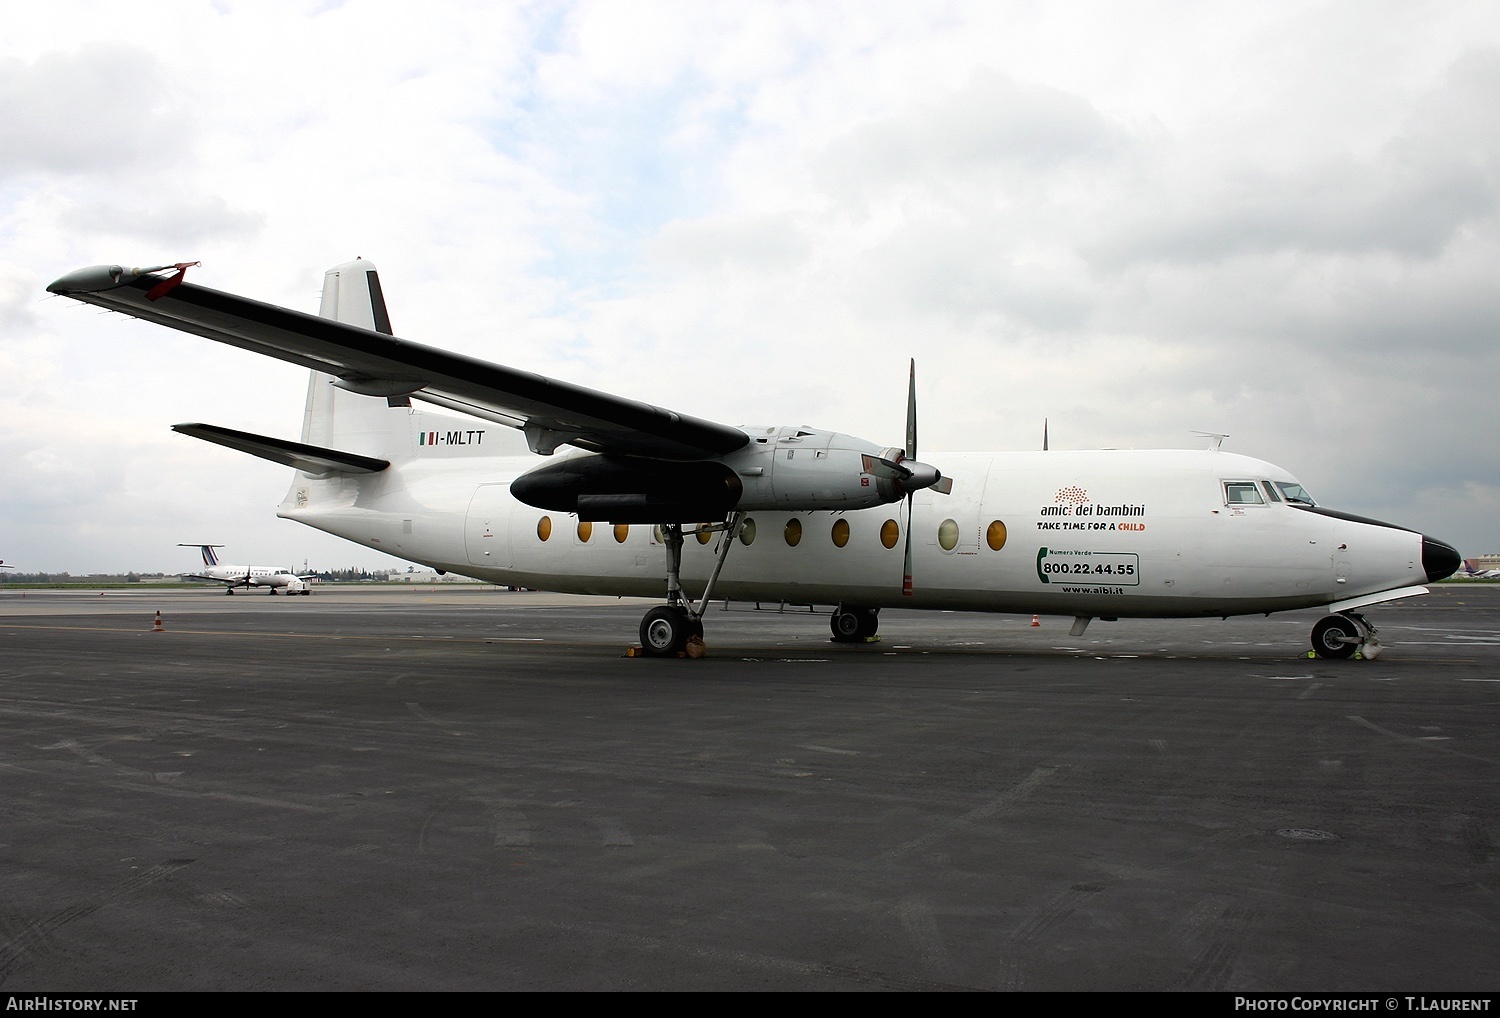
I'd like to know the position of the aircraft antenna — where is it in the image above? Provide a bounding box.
[1192,431,1229,451]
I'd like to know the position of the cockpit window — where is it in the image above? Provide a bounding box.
[1274,481,1316,506]
[1261,481,1282,502]
[1224,481,1264,505]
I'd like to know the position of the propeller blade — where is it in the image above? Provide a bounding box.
[931,476,953,495]
[901,494,915,597]
[861,453,912,480]
[906,359,918,461]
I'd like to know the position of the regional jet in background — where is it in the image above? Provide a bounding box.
[48,260,1461,658]
[179,544,312,595]
[1457,559,1500,579]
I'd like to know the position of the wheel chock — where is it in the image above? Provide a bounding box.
[684,636,706,659]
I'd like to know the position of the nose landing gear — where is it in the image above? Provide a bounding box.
[1310,611,1382,660]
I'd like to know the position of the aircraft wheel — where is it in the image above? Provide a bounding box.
[830,606,863,642]
[831,605,879,642]
[1311,615,1359,659]
[268,588,277,595]
[640,605,690,657]
[225,588,235,595]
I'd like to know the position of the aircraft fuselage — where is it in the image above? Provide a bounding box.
[279,446,1431,619]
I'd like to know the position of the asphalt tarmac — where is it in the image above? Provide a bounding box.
[1,584,1497,991]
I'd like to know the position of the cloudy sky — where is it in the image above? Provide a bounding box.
[4,0,1498,574]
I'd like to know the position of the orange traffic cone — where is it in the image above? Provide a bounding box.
[1031,614,1040,627]
[152,610,165,632]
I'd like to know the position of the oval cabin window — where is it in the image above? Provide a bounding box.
[537,516,552,542]
[613,524,630,543]
[937,518,960,551]
[577,521,593,543]
[784,518,803,547]
[739,518,757,546]
[880,519,900,550]
[986,520,1007,551]
[831,519,850,548]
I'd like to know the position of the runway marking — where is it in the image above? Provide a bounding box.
[1346,716,1496,766]
[877,766,1057,863]
[800,744,860,756]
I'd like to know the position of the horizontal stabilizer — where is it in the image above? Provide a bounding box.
[172,422,389,476]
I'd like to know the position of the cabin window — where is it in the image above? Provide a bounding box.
[1223,482,1264,505]
[1275,481,1316,506]
[831,519,850,548]
[784,518,803,547]
[577,521,593,542]
[613,524,629,543]
[937,519,960,551]
[537,516,552,541]
[696,524,713,545]
[880,519,900,550]
[739,518,757,546]
[1260,481,1282,502]
[986,520,1007,551]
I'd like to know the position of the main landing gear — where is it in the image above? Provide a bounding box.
[1310,611,1382,660]
[830,605,880,642]
[637,513,743,657]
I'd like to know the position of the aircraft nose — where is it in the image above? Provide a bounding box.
[1422,536,1461,582]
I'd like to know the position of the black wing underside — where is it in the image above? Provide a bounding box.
[49,270,748,461]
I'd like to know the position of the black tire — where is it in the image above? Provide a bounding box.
[1311,615,1359,659]
[225,588,234,596]
[831,605,879,642]
[831,606,863,642]
[641,605,689,657]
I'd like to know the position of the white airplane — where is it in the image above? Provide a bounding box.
[1456,559,1500,580]
[178,543,312,595]
[48,259,1461,659]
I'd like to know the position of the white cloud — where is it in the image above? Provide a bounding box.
[5,0,1500,573]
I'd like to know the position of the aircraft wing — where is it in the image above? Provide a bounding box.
[183,574,240,586]
[48,265,749,461]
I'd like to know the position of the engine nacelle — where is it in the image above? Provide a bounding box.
[510,426,945,523]
[510,454,744,523]
[724,426,930,510]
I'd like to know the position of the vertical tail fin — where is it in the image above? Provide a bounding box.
[298,260,409,459]
[178,544,223,567]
